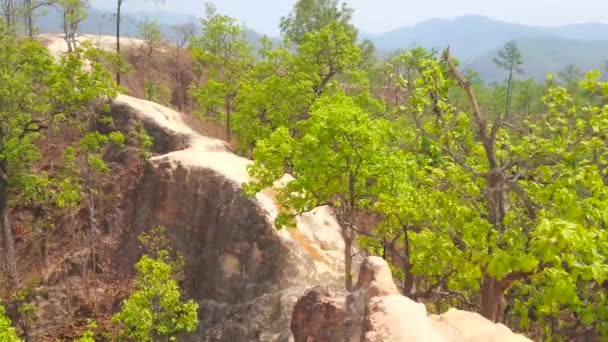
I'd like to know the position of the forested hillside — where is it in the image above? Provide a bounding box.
[1,0,608,341]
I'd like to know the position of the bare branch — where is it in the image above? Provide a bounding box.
[504,179,537,220]
[443,48,498,170]
[18,119,48,140]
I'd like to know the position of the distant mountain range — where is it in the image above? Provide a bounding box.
[37,6,608,83]
[363,15,608,82]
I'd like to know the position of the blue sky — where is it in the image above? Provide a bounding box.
[92,0,608,35]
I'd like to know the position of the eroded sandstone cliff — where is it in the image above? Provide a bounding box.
[111,95,348,341]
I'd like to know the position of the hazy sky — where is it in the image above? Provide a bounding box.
[93,0,608,35]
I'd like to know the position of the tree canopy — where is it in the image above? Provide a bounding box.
[279,0,356,44]
[112,252,199,341]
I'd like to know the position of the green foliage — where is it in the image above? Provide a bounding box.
[493,40,524,117]
[58,0,89,52]
[138,16,164,57]
[398,52,608,334]
[232,20,364,153]
[75,320,97,342]
[232,40,313,152]
[189,2,253,138]
[58,0,88,29]
[0,304,21,342]
[132,122,154,159]
[0,25,118,289]
[112,253,199,341]
[246,92,390,223]
[144,79,172,105]
[279,0,355,44]
[246,91,388,289]
[76,129,124,174]
[493,40,524,75]
[138,226,185,278]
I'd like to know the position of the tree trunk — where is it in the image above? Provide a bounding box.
[116,0,121,85]
[0,181,18,292]
[480,276,505,322]
[342,225,354,292]
[402,226,415,296]
[84,153,97,277]
[225,102,231,142]
[2,0,15,28]
[505,69,513,119]
[24,0,34,37]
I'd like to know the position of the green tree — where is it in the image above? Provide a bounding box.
[297,21,361,97]
[232,20,362,153]
[22,0,56,37]
[399,49,608,330]
[138,16,163,58]
[0,303,21,342]
[59,0,89,52]
[170,22,196,111]
[558,64,583,94]
[511,78,545,117]
[279,0,355,44]
[493,40,523,119]
[190,2,253,141]
[64,128,124,279]
[112,252,199,341]
[232,38,312,153]
[381,47,438,108]
[0,0,17,29]
[246,93,389,291]
[0,28,118,292]
[137,16,166,103]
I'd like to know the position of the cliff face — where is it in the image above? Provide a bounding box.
[111,95,347,341]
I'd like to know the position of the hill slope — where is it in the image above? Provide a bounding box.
[364,15,608,81]
[471,37,608,83]
[365,15,608,59]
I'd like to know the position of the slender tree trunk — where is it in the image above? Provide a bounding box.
[225,102,231,142]
[63,10,73,53]
[23,0,34,37]
[505,68,513,119]
[0,180,18,292]
[175,47,184,111]
[342,225,354,292]
[483,170,508,322]
[33,218,49,269]
[2,0,15,28]
[116,0,121,85]
[84,154,97,276]
[402,226,415,296]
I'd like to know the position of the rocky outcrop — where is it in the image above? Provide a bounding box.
[292,256,532,342]
[111,95,349,341]
[33,36,349,340]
